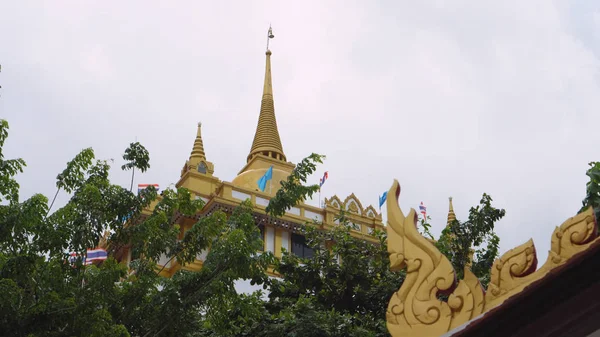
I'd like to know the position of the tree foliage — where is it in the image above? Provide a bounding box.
[121,141,150,192]
[265,153,325,217]
[0,119,272,336]
[435,194,505,288]
[0,119,26,203]
[579,161,600,228]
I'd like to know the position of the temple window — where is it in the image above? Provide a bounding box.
[291,233,314,259]
[197,162,207,174]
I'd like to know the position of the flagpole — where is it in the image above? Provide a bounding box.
[81,250,87,289]
[319,188,321,208]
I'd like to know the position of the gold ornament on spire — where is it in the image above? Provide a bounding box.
[266,24,274,51]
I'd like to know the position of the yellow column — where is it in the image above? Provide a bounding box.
[274,229,283,258]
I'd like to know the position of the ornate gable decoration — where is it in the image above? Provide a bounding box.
[192,159,215,176]
[343,193,364,215]
[364,205,378,218]
[384,179,599,337]
[326,195,343,209]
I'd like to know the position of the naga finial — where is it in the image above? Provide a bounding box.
[384,180,599,337]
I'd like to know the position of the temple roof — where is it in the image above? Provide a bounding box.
[447,196,456,225]
[190,122,206,161]
[444,237,600,337]
[183,122,214,177]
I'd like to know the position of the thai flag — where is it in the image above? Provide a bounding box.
[68,252,80,265]
[85,248,108,265]
[419,202,427,218]
[138,184,159,195]
[319,171,329,188]
[69,248,108,266]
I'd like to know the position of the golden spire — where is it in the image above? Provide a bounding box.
[183,122,215,177]
[447,197,456,226]
[247,26,286,163]
[190,122,206,160]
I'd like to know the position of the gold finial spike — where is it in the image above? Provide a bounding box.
[247,27,286,163]
[190,122,206,160]
[447,196,457,226]
[266,24,275,51]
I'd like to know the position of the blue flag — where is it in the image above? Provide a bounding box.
[379,191,388,209]
[257,166,274,192]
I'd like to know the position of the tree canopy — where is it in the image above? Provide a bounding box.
[0,119,273,336]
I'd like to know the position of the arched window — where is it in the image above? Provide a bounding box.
[197,162,207,174]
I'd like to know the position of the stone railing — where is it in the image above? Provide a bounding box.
[216,182,384,236]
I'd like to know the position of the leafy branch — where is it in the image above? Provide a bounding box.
[121,142,150,192]
[579,161,600,229]
[266,153,325,217]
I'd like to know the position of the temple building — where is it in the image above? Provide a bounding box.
[117,47,385,277]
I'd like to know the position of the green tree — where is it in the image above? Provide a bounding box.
[0,119,273,336]
[435,194,504,288]
[46,146,95,215]
[0,120,26,203]
[579,161,600,228]
[121,141,151,192]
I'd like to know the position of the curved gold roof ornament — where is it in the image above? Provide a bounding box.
[385,180,485,336]
[385,179,598,337]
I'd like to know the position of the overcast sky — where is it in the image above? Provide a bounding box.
[2,1,600,281]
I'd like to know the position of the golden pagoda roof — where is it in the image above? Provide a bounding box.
[447,196,456,225]
[190,122,206,161]
[247,49,286,163]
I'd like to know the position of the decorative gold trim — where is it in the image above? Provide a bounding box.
[343,193,365,215]
[485,207,598,310]
[364,205,378,218]
[385,179,598,337]
[326,195,343,209]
